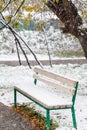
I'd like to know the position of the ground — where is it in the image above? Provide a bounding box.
[0,102,32,130]
[0,55,87,130]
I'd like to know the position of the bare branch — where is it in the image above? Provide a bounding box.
[6,25,43,68]
[0,12,12,29]
[0,12,43,68]
[14,0,25,17]
[15,38,22,66]
[1,0,12,12]
[15,37,31,69]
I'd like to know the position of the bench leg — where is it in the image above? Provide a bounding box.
[71,106,77,129]
[46,109,50,130]
[14,88,17,107]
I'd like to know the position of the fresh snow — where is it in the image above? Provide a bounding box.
[0,53,86,61]
[0,27,82,56]
[0,62,87,130]
[0,3,87,129]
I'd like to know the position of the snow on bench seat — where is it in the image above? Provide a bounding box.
[14,82,72,109]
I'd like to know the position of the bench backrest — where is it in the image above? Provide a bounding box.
[33,67,78,104]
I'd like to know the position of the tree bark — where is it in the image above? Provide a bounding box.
[47,0,87,58]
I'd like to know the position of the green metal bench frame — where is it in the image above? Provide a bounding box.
[14,67,78,130]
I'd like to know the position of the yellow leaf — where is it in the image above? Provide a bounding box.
[5,15,12,22]
[26,6,33,12]
[0,5,3,10]
[14,0,18,2]
[55,0,59,4]
[14,5,18,11]
[12,21,19,28]
[24,17,30,27]
[36,25,42,31]
[41,0,46,2]
[17,12,23,19]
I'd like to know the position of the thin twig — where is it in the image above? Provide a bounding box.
[14,0,25,17]
[8,25,31,68]
[16,37,31,69]
[1,0,12,12]
[42,25,52,67]
[0,0,25,29]
[8,25,43,68]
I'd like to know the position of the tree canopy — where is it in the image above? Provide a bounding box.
[0,0,87,62]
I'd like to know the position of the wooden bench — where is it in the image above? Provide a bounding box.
[14,67,78,130]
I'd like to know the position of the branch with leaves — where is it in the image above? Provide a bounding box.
[0,0,43,68]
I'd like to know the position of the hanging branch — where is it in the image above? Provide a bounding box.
[42,25,52,67]
[18,37,43,68]
[7,24,43,68]
[15,37,31,69]
[0,0,43,68]
[0,0,25,29]
[0,20,31,68]
[0,12,12,29]
[8,24,31,68]
[1,0,12,12]
[15,38,22,65]
[14,0,25,17]
[0,0,14,29]
[0,12,43,68]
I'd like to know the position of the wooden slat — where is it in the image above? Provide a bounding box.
[33,74,75,95]
[15,86,72,109]
[34,67,76,87]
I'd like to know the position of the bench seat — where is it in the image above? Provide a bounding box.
[14,83,72,109]
[14,67,78,130]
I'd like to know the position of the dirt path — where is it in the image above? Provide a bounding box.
[0,59,87,66]
[0,102,32,130]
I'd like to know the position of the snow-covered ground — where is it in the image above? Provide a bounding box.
[0,21,86,130]
[0,53,86,62]
[0,1,87,129]
[0,27,82,57]
[0,62,87,130]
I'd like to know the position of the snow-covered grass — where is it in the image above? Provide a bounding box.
[0,27,83,57]
[0,63,87,130]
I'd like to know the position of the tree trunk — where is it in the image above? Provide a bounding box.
[75,29,87,58]
[47,0,87,58]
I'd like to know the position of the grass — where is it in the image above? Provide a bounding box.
[12,104,58,130]
[53,49,84,57]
